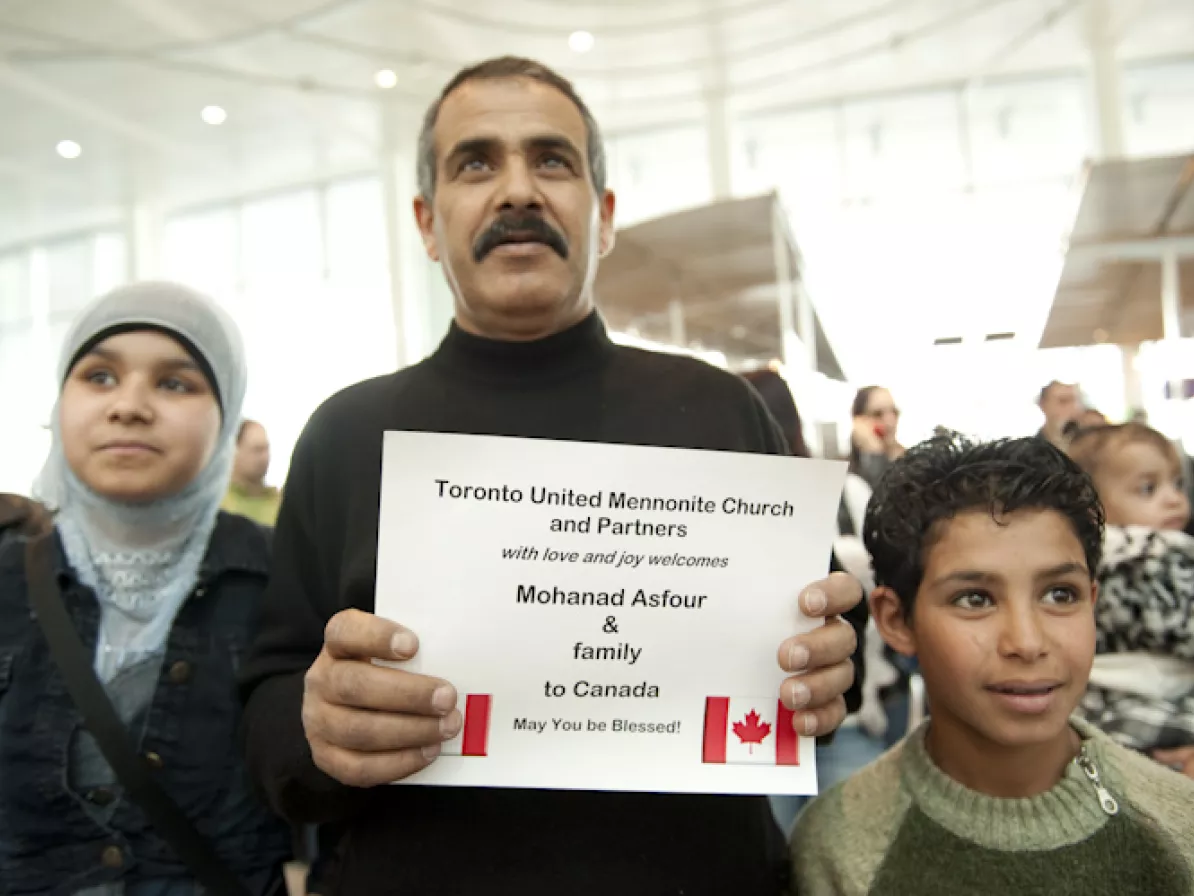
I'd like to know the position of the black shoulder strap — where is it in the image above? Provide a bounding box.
[24,534,254,896]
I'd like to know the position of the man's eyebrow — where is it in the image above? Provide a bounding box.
[446,137,500,162]
[444,134,583,163]
[524,134,582,157]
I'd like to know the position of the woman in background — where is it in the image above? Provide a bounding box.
[848,385,905,490]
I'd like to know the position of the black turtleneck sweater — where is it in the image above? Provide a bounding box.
[240,313,852,895]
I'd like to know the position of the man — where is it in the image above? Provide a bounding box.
[239,57,862,895]
[1037,380,1082,448]
[221,419,282,526]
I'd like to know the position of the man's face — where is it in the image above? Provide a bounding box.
[415,77,616,340]
[235,422,271,485]
[1040,384,1080,431]
[902,509,1096,752]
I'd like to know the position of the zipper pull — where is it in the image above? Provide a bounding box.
[1075,745,1120,816]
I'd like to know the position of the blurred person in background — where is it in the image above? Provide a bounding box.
[222,419,282,527]
[0,282,290,893]
[742,367,809,457]
[239,56,864,895]
[1068,423,1194,779]
[743,368,890,812]
[848,386,904,490]
[1037,380,1083,449]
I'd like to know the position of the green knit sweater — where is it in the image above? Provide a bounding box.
[790,718,1194,895]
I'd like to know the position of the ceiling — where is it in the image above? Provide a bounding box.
[1,0,1192,244]
[1,0,1193,383]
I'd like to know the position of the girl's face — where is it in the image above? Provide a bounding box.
[864,388,900,445]
[1096,440,1190,531]
[60,330,221,503]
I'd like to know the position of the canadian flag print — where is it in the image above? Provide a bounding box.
[702,697,800,766]
[440,694,492,757]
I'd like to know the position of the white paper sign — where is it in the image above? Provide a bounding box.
[375,432,848,795]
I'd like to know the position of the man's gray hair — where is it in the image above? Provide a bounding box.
[416,56,607,201]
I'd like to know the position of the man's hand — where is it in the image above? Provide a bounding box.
[303,609,460,788]
[776,572,862,737]
[1153,746,1194,779]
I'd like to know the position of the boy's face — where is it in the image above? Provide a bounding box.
[876,508,1096,752]
[1097,440,1189,531]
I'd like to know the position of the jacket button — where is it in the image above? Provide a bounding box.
[145,752,164,770]
[86,787,115,806]
[100,844,124,869]
[168,661,191,684]
[193,586,207,598]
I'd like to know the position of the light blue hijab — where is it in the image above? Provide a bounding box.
[34,282,247,683]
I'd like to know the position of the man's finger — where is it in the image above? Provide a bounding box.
[324,609,419,661]
[319,661,456,716]
[778,616,858,674]
[780,660,855,714]
[789,697,847,739]
[800,571,863,619]
[306,702,461,753]
[311,742,440,789]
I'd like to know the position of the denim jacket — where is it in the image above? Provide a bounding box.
[0,512,291,895]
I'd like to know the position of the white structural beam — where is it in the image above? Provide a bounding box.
[125,203,164,280]
[1161,250,1183,402]
[771,200,801,369]
[702,0,733,201]
[1084,0,1125,160]
[1068,233,1194,262]
[704,90,733,201]
[380,100,431,368]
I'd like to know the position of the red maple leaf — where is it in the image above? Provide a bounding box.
[732,709,772,753]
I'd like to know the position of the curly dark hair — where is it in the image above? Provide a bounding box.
[863,434,1104,616]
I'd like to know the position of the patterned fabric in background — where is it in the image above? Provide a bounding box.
[1080,526,1194,753]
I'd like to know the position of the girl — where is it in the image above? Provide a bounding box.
[0,282,290,893]
[1068,423,1194,778]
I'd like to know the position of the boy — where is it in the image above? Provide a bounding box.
[1068,423,1194,774]
[790,435,1194,895]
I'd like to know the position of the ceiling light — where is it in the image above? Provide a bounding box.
[374,68,398,89]
[56,140,81,159]
[201,105,227,125]
[568,30,595,53]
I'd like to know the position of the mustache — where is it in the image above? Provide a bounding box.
[473,214,569,262]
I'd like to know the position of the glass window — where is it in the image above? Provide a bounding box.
[163,208,239,305]
[46,237,94,320]
[840,92,965,199]
[0,251,29,325]
[1122,61,1194,158]
[325,178,387,285]
[242,189,321,286]
[607,126,712,225]
[967,78,1089,187]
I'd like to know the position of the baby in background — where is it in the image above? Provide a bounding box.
[1068,423,1194,777]
[789,435,1194,896]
